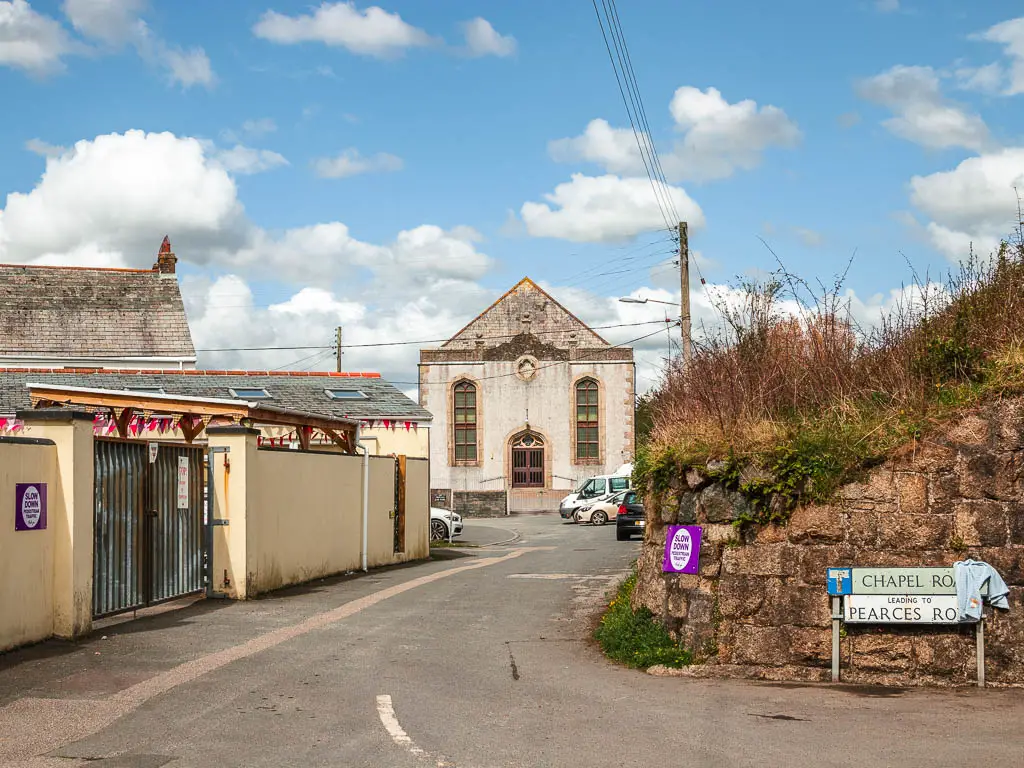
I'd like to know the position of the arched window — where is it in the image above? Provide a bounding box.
[453,381,478,463]
[575,378,599,460]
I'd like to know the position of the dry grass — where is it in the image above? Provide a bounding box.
[641,219,1024,507]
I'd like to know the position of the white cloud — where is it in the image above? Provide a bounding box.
[253,2,434,58]
[549,119,641,177]
[973,16,1024,96]
[0,129,491,290]
[0,0,74,74]
[313,148,403,178]
[909,148,1024,260]
[793,227,824,248]
[0,131,245,268]
[210,144,289,175]
[665,87,801,181]
[875,0,899,13]
[57,0,215,87]
[954,63,1004,94]
[550,87,800,183]
[242,117,277,136]
[61,0,145,44]
[461,17,515,58]
[857,65,993,151]
[183,273,494,379]
[160,44,214,88]
[24,138,66,158]
[520,173,704,243]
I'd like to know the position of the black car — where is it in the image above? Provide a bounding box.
[616,491,646,541]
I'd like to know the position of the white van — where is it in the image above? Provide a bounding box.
[558,465,633,521]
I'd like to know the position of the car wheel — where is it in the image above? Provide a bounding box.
[616,529,629,541]
[592,510,608,526]
[430,519,449,541]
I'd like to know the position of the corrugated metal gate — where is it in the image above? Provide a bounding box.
[93,440,206,618]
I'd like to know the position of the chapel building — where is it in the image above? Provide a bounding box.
[419,278,635,515]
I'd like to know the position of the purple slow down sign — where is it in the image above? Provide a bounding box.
[662,525,702,574]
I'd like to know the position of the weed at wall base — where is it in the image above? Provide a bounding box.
[595,569,692,670]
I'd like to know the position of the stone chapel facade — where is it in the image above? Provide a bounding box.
[419,278,635,516]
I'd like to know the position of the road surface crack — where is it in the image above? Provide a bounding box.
[505,642,521,681]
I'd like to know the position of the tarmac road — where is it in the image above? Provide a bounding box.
[1,515,1023,767]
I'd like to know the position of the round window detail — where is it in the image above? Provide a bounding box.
[515,355,539,382]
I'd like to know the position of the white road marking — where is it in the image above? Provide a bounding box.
[376,695,460,767]
[2,551,549,764]
[507,573,585,579]
[376,694,427,758]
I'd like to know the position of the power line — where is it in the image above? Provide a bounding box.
[591,0,678,235]
[194,318,676,353]
[386,322,677,386]
[604,0,680,224]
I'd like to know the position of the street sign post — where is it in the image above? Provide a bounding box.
[826,566,986,687]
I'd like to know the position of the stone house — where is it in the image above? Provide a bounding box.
[419,277,635,515]
[0,237,196,370]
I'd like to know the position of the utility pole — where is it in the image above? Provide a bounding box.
[335,326,343,373]
[678,221,691,367]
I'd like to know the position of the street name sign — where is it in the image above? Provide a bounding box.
[844,594,960,624]
[825,565,988,686]
[827,567,986,597]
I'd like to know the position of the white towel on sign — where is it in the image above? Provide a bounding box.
[953,559,1010,622]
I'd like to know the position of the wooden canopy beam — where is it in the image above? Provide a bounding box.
[26,386,359,450]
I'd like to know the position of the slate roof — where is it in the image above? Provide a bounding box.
[0,264,196,359]
[0,369,431,422]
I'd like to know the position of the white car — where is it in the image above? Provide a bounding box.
[575,490,629,526]
[430,507,463,541]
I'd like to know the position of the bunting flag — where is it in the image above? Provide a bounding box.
[0,417,8,431]
[129,416,142,436]
[106,420,117,436]
[383,420,392,430]
[257,436,264,447]
[146,418,158,432]
[404,421,411,431]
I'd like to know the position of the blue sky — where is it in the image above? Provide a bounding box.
[2,1,1024,388]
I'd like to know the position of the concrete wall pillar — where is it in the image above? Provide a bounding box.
[19,410,95,639]
[207,426,258,599]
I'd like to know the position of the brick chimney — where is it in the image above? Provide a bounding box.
[153,235,177,275]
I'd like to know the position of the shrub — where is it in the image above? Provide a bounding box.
[639,219,1024,517]
[595,569,692,669]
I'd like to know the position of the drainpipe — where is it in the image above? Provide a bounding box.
[356,426,370,572]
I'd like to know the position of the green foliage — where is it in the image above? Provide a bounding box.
[595,569,692,670]
[915,332,984,384]
[634,391,656,447]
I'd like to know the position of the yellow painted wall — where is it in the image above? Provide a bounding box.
[362,426,429,459]
[0,441,58,651]
[246,449,364,594]
[22,416,94,639]
[233,444,429,596]
[366,456,397,568]
[404,458,430,561]
[208,430,254,599]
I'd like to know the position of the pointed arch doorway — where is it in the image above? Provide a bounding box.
[510,431,545,488]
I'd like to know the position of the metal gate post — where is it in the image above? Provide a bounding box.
[206,446,231,598]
